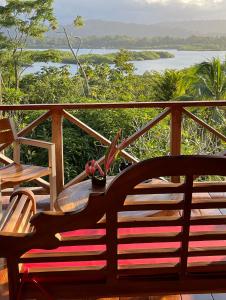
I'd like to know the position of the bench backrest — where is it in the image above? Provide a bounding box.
[103,155,226,281]
[2,155,226,299]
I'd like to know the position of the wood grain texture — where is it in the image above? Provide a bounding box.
[0,117,56,209]
[1,156,226,299]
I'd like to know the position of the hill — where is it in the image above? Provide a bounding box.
[46,19,226,38]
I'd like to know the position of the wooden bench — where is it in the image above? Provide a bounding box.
[1,155,226,300]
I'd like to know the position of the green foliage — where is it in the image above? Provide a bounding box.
[74,16,84,28]
[151,70,185,101]
[22,49,174,65]
[0,0,57,89]
[2,87,25,104]
[25,35,226,51]
[20,66,84,103]
[196,57,226,99]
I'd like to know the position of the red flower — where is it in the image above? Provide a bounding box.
[85,160,96,176]
[85,160,105,177]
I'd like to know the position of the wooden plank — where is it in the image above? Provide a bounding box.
[190,216,226,225]
[119,263,179,275]
[20,265,106,275]
[17,200,33,233]
[193,183,226,193]
[20,250,106,263]
[119,232,182,244]
[170,107,182,183]
[132,183,185,194]
[187,261,226,272]
[190,231,226,241]
[17,137,54,149]
[191,201,226,210]
[118,248,181,259]
[117,216,183,227]
[59,234,106,246]
[51,109,64,194]
[2,195,27,232]
[0,195,18,230]
[180,175,193,276]
[1,100,226,111]
[0,164,50,187]
[188,246,226,257]
[123,200,183,211]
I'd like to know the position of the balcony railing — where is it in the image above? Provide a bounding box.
[0,101,226,196]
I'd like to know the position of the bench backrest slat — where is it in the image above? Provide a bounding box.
[0,190,36,234]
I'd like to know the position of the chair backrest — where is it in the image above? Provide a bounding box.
[0,118,17,145]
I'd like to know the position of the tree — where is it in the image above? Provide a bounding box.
[151,69,184,101]
[63,16,90,97]
[0,0,57,89]
[196,57,226,100]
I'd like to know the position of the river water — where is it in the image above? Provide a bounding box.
[24,48,226,75]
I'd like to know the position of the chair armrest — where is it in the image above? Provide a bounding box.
[17,137,54,150]
[15,137,56,174]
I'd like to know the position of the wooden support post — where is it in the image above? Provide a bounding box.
[52,110,64,194]
[170,107,183,183]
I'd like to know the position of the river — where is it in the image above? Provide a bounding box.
[24,48,226,75]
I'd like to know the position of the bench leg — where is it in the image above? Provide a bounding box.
[7,257,20,300]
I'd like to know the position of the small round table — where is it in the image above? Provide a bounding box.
[56,176,114,212]
[56,177,177,218]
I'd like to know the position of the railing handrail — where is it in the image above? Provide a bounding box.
[1,100,226,197]
[1,100,226,111]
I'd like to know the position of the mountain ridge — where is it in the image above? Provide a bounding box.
[47,19,226,38]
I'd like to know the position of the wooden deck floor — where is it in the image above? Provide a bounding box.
[1,191,226,299]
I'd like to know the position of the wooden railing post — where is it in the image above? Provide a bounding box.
[52,110,64,194]
[170,107,183,183]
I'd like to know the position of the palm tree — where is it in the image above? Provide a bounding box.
[196,57,226,100]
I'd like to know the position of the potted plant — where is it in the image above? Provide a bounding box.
[85,129,126,187]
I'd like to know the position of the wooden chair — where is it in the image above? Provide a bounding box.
[1,155,226,299]
[0,118,56,210]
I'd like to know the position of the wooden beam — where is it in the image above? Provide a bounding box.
[51,110,64,194]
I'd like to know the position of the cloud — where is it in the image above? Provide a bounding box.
[54,0,226,24]
[135,0,223,6]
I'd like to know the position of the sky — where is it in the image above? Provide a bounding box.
[54,0,226,24]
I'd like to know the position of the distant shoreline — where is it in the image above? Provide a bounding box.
[26,35,226,52]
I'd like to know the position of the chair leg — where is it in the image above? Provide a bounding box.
[49,173,57,211]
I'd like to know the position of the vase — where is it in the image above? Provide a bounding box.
[91,175,106,188]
